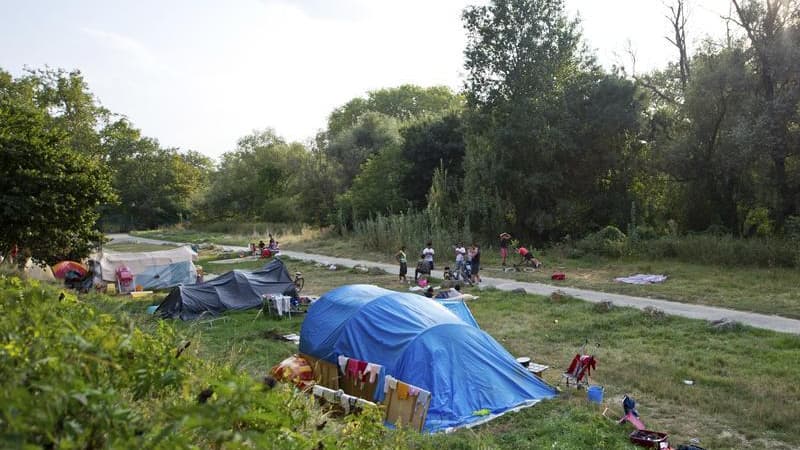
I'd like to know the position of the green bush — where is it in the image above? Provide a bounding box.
[576,226,628,257]
[0,276,396,449]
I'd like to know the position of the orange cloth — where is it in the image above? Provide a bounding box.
[397,382,409,400]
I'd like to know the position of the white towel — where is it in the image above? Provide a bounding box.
[338,355,348,374]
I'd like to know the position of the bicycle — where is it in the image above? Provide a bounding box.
[449,263,473,286]
[293,271,304,293]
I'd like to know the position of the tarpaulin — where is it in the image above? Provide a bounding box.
[299,284,556,433]
[157,259,294,320]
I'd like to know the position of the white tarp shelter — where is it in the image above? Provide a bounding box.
[99,245,198,290]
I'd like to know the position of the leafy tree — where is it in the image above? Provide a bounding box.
[327,85,463,137]
[461,0,642,239]
[291,144,343,226]
[0,76,114,264]
[24,68,110,157]
[731,0,800,228]
[336,144,410,222]
[201,129,305,222]
[400,113,466,208]
[326,112,402,187]
[99,119,212,230]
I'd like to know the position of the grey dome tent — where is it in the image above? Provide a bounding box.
[156,259,295,320]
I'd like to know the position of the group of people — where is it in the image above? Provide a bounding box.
[395,241,483,285]
[250,234,280,258]
[395,232,542,286]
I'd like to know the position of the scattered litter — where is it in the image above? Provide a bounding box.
[683,380,694,386]
[593,301,614,313]
[708,318,742,331]
[642,306,666,319]
[614,274,668,284]
[328,264,338,271]
[282,333,300,345]
[352,264,370,273]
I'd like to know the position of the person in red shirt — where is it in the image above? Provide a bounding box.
[517,246,542,269]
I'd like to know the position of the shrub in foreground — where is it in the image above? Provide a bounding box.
[0,276,398,449]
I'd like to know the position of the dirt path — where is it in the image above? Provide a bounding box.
[108,234,800,334]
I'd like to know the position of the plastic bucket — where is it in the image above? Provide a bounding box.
[587,385,604,404]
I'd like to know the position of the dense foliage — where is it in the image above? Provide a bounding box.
[0,276,399,449]
[3,0,799,264]
[0,70,115,265]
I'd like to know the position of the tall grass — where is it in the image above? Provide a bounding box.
[572,226,800,268]
[193,220,308,236]
[352,210,471,254]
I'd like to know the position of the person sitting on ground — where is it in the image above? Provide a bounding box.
[258,240,266,251]
[442,266,453,281]
[516,246,542,268]
[424,286,435,298]
[414,254,430,282]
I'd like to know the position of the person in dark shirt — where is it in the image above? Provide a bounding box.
[470,243,482,284]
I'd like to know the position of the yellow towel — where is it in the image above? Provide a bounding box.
[397,382,409,400]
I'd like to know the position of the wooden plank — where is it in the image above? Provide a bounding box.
[383,376,431,433]
[300,353,339,390]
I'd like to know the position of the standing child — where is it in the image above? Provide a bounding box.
[499,232,511,266]
[395,246,408,283]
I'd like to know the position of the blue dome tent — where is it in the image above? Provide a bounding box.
[299,284,556,433]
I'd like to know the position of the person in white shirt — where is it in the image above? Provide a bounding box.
[422,241,435,271]
[454,242,466,279]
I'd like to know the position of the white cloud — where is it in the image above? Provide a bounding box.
[80,27,160,71]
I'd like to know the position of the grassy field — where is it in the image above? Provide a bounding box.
[92,249,800,449]
[133,228,800,319]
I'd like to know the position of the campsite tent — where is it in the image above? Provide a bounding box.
[99,245,198,290]
[299,284,556,433]
[157,259,295,320]
[435,298,480,328]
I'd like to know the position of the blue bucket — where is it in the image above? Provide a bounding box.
[146,305,159,315]
[587,385,604,404]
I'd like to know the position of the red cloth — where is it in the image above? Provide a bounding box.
[356,360,368,381]
[346,358,359,379]
[551,272,565,280]
[566,354,597,381]
[261,248,272,258]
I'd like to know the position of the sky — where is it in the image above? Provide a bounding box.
[1,0,733,159]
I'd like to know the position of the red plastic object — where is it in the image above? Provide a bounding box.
[551,272,565,280]
[629,429,668,448]
[52,261,88,279]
